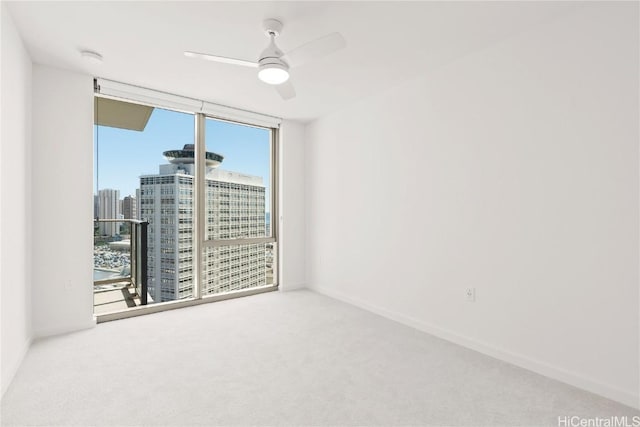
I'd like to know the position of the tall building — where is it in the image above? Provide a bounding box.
[139,145,266,303]
[135,189,141,220]
[122,195,137,220]
[97,189,121,236]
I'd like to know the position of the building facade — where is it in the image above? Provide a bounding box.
[122,195,137,220]
[139,145,267,303]
[97,188,121,236]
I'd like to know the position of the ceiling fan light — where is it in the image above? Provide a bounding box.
[258,63,289,85]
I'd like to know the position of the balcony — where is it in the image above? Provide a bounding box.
[94,219,149,315]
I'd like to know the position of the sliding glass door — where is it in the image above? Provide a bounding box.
[93,99,196,313]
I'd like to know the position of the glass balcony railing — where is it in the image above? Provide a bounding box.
[93,219,148,315]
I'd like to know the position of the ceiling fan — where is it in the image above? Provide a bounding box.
[184,19,346,100]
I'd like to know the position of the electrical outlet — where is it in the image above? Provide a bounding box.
[465,287,476,302]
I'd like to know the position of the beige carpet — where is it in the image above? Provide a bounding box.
[1,290,638,426]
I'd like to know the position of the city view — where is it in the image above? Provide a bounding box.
[93,100,273,313]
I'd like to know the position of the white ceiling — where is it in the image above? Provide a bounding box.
[6,1,584,122]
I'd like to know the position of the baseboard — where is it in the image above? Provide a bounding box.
[279,282,306,291]
[34,317,96,340]
[1,336,32,400]
[309,284,640,410]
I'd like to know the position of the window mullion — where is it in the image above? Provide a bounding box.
[193,113,206,300]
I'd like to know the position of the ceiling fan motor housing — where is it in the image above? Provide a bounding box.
[258,29,289,77]
[258,41,288,68]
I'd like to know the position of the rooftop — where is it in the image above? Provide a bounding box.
[163,144,223,167]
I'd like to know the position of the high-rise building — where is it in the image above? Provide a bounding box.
[139,145,266,303]
[98,189,121,236]
[135,189,141,220]
[122,195,137,220]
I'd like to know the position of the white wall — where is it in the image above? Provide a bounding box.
[279,120,306,290]
[1,3,33,398]
[31,65,94,337]
[305,3,639,408]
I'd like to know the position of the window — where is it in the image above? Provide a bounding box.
[201,117,276,296]
[93,80,279,320]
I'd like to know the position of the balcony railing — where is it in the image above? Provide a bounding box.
[93,219,148,314]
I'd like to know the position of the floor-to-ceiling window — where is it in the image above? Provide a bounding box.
[93,81,279,320]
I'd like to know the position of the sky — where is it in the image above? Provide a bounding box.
[94,107,271,209]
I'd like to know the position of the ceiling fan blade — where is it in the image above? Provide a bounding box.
[275,81,296,100]
[184,51,258,68]
[283,32,346,68]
